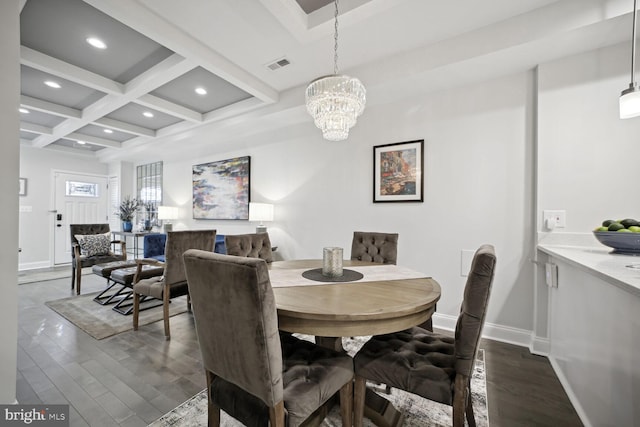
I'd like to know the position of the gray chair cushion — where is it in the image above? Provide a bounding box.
[225,233,273,262]
[354,327,456,405]
[111,265,165,286]
[210,333,354,427]
[91,260,138,278]
[350,231,398,264]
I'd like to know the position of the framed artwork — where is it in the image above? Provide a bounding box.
[192,156,250,219]
[19,178,27,196]
[373,140,424,203]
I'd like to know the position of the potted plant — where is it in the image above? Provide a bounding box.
[117,196,140,232]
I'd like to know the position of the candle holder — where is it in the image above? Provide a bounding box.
[322,247,343,278]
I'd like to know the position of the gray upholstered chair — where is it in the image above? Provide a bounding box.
[182,250,354,427]
[70,223,126,295]
[353,244,496,427]
[350,231,398,265]
[132,229,216,340]
[224,232,273,262]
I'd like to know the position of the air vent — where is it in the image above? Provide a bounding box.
[266,57,291,71]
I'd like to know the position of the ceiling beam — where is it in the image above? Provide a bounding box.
[21,95,82,119]
[93,117,155,137]
[66,132,122,149]
[21,46,124,95]
[32,53,195,148]
[136,94,202,123]
[20,122,53,135]
[85,0,278,104]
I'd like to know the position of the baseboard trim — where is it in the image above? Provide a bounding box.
[529,336,550,356]
[432,314,533,347]
[548,357,593,427]
[18,261,51,271]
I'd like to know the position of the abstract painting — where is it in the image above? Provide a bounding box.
[373,140,424,202]
[192,156,250,219]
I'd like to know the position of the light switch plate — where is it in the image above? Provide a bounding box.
[543,210,566,229]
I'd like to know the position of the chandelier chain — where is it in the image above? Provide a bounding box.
[334,0,339,75]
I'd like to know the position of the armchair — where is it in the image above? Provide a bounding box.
[70,223,126,295]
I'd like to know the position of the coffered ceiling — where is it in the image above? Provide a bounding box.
[17,0,635,161]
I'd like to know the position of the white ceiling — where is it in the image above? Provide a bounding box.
[18,0,635,162]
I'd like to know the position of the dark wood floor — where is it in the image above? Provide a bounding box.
[16,269,583,426]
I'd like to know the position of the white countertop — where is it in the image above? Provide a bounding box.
[537,243,640,297]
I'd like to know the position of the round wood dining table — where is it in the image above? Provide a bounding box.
[267,259,442,427]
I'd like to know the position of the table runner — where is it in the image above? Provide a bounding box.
[269,264,429,288]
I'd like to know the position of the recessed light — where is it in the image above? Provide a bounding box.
[195,87,207,95]
[19,108,29,114]
[86,37,107,49]
[103,129,113,134]
[143,111,154,118]
[44,80,61,89]
[77,141,86,145]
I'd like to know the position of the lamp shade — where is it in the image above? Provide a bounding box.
[620,86,640,118]
[157,206,178,220]
[249,203,274,222]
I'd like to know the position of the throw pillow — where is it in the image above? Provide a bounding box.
[75,233,111,257]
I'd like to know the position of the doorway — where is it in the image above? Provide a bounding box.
[53,171,109,265]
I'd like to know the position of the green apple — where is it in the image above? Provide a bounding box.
[595,226,609,232]
[618,228,632,232]
[628,226,640,233]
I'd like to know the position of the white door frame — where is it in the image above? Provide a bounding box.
[49,169,110,266]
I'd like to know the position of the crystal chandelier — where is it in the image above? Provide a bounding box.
[305,0,366,141]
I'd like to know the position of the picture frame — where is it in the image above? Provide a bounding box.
[373,140,424,203]
[192,156,250,219]
[19,178,27,196]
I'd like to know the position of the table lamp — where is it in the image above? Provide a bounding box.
[157,206,178,232]
[249,202,274,233]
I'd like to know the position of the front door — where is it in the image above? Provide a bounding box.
[53,172,109,265]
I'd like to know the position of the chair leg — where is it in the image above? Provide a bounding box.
[465,377,476,427]
[75,264,83,295]
[268,401,285,427]
[339,378,353,427]
[71,265,76,291]
[187,293,192,312]
[207,371,220,427]
[132,293,140,331]
[452,374,468,427]
[354,376,367,427]
[163,290,171,340]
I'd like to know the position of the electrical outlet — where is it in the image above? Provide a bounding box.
[543,210,566,229]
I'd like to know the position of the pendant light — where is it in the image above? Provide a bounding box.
[620,0,640,119]
[305,0,366,141]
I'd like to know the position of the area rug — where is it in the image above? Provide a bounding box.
[149,336,489,427]
[45,292,188,340]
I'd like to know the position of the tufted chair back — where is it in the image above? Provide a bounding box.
[454,244,496,376]
[183,250,354,427]
[225,232,273,262]
[350,231,398,264]
[143,233,166,261]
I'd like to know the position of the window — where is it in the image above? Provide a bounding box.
[66,181,99,197]
[136,161,163,228]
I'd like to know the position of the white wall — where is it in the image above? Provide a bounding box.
[538,41,640,234]
[1,0,20,404]
[19,146,108,269]
[156,71,536,337]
